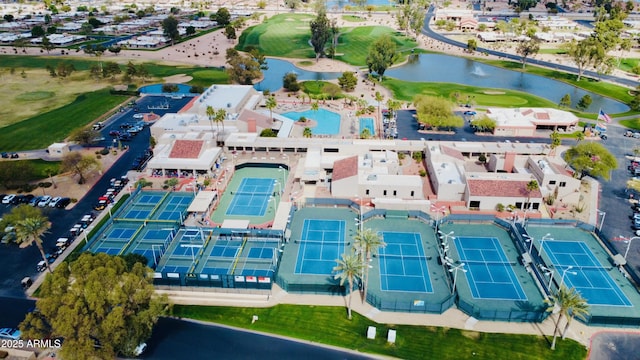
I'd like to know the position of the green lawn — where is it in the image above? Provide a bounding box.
[0,89,128,151]
[236,15,417,66]
[173,304,586,360]
[618,58,640,74]
[620,118,640,130]
[477,58,636,116]
[335,26,417,66]
[236,14,316,59]
[383,79,559,108]
[538,48,567,55]
[342,15,367,22]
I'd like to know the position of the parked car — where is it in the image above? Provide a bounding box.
[0,328,21,340]
[48,196,62,207]
[56,197,71,209]
[634,132,640,139]
[92,122,105,130]
[29,196,42,207]
[21,194,34,204]
[11,195,24,205]
[109,130,121,137]
[94,201,108,211]
[625,130,634,137]
[36,260,47,272]
[2,194,15,204]
[37,195,52,207]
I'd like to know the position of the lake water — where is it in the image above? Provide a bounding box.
[385,54,629,113]
[255,59,342,93]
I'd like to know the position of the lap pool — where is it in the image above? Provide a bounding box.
[282,108,341,135]
[359,117,375,137]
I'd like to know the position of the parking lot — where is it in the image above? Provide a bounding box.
[0,95,193,298]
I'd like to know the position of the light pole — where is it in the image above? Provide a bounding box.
[448,262,467,295]
[355,196,363,233]
[151,244,163,268]
[523,234,534,254]
[538,233,553,259]
[539,265,554,291]
[430,204,446,231]
[438,230,455,247]
[597,210,606,232]
[108,203,113,218]
[621,236,640,261]
[559,266,577,289]
[274,180,282,197]
[83,225,94,247]
[278,166,286,195]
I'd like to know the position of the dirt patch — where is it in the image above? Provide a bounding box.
[483,91,506,95]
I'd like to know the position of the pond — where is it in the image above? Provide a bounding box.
[385,54,629,113]
[255,59,342,93]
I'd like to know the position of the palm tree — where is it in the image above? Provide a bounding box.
[576,132,585,143]
[265,96,277,122]
[546,285,589,350]
[214,108,227,142]
[206,105,215,132]
[374,91,384,139]
[525,179,539,210]
[311,100,319,115]
[14,216,52,273]
[333,252,363,320]
[353,228,385,303]
[303,127,313,138]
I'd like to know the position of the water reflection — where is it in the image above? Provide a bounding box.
[386,54,628,113]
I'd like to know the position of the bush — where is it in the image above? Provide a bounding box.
[0,350,8,358]
[71,198,78,203]
[478,153,487,163]
[496,203,505,212]
[38,182,53,188]
[190,85,205,93]
[298,116,307,122]
[162,83,179,93]
[100,148,110,155]
[96,155,102,159]
[419,169,426,177]
[412,151,423,163]
[20,184,37,192]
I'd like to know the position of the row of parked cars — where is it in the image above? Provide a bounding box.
[0,194,70,209]
[131,148,154,171]
[109,121,147,142]
[93,176,129,211]
[36,212,97,272]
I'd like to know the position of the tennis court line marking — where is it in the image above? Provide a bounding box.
[378,231,432,293]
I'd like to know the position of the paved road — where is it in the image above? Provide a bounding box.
[589,331,640,360]
[0,95,192,315]
[143,317,374,360]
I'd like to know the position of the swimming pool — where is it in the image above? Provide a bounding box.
[139,83,194,95]
[282,108,341,135]
[359,117,375,137]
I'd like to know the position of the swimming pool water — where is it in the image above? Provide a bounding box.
[139,83,194,95]
[282,108,341,135]
[359,117,375,137]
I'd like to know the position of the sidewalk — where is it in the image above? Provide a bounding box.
[157,283,623,348]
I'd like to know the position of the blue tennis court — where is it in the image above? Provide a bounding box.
[248,246,275,260]
[122,209,151,220]
[295,219,346,275]
[455,237,527,300]
[543,241,631,306]
[107,228,137,240]
[209,240,242,259]
[94,244,122,255]
[379,232,432,293]
[226,177,275,216]
[136,194,164,206]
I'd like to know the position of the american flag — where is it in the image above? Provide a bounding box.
[597,109,612,123]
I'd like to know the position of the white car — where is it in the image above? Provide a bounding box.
[48,196,62,207]
[133,113,144,119]
[0,328,21,340]
[134,343,147,356]
[2,194,15,204]
[37,195,52,207]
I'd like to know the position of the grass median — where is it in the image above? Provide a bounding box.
[174,304,586,360]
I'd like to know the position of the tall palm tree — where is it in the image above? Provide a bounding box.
[374,91,384,139]
[303,127,313,138]
[311,100,319,115]
[265,96,277,122]
[14,216,52,273]
[333,252,363,320]
[214,108,227,144]
[206,105,215,132]
[525,179,539,210]
[353,228,385,303]
[545,285,589,350]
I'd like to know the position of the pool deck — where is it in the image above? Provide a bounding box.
[156,283,604,348]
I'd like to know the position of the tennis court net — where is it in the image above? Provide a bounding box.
[231,190,273,196]
[379,254,430,261]
[296,239,345,245]
[463,260,518,266]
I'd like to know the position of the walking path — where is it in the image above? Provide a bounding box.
[157,283,618,349]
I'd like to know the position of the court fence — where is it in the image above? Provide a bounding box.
[154,272,274,290]
[275,277,346,296]
[457,298,548,322]
[366,292,455,314]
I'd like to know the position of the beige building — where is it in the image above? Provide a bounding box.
[483,107,579,136]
